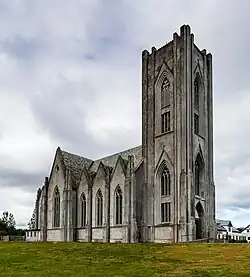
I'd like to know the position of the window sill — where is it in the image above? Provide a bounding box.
[47,228,61,230]
[161,104,170,110]
[155,222,172,227]
[77,226,87,229]
[155,130,173,139]
[111,224,124,228]
[161,195,171,198]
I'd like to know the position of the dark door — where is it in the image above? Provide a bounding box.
[195,218,202,239]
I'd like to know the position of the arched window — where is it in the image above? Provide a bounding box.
[194,74,200,108]
[161,77,170,108]
[53,186,60,228]
[81,193,87,227]
[161,167,171,196]
[195,154,203,196]
[96,189,103,226]
[115,186,123,225]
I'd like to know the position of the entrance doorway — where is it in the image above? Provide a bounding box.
[195,202,204,240]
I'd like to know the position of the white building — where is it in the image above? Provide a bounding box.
[216,219,249,242]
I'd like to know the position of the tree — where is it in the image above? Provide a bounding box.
[0,212,19,236]
[1,212,16,228]
[0,218,8,236]
[27,209,36,230]
[8,213,16,228]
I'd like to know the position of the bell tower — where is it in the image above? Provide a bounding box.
[141,25,215,242]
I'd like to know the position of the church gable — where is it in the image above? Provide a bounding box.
[110,156,127,215]
[110,156,127,182]
[194,143,205,165]
[78,167,94,189]
[155,61,173,88]
[93,162,110,185]
[194,61,203,80]
[155,148,174,175]
[48,147,66,185]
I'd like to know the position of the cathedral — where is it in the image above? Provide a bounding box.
[27,25,216,243]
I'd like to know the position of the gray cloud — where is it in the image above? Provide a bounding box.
[0,168,43,191]
[1,36,41,60]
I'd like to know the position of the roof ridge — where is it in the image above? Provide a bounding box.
[61,149,93,162]
[94,145,141,162]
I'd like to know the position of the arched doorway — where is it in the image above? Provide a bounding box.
[195,202,204,239]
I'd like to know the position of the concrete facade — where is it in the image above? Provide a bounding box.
[29,25,216,243]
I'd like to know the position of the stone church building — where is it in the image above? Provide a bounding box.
[27,25,216,243]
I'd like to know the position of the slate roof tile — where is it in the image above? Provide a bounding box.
[60,145,143,184]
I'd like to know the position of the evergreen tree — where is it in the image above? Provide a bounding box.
[27,209,36,230]
[7,213,16,228]
[0,212,20,236]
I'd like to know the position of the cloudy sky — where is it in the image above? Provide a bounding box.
[0,0,250,229]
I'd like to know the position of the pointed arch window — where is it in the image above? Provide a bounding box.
[96,189,103,226]
[195,155,203,196]
[194,74,200,109]
[161,77,170,108]
[53,186,60,228]
[115,186,123,225]
[161,167,171,196]
[81,193,87,227]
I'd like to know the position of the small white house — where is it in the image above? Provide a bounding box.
[216,219,249,242]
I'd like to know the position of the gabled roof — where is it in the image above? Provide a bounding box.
[232,226,240,233]
[61,149,93,184]
[58,145,142,185]
[89,145,142,172]
[217,225,227,232]
[239,224,250,233]
[216,219,232,227]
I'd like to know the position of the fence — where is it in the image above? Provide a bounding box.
[0,235,25,242]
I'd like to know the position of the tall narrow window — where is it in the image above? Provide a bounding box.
[81,193,87,227]
[53,186,60,228]
[115,186,123,225]
[96,189,103,226]
[194,113,199,134]
[195,155,203,196]
[194,75,200,108]
[161,112,171,133]
[161,202,171,223]
[161,78,170,108]
[161,167,170,196]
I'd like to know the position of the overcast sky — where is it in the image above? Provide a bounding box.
[0,0,250,229]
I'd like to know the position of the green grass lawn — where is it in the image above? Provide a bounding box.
[1,242,250,276]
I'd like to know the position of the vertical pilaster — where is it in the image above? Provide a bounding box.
[65,170,73,242]
[129,155,137,243]
[104,178,110,243]
[35,188,41,230]
[41,177,49,242]
[62,187,67,241]
[207,53,215,239]
[87,185,93,242]
[141,49,149,242]
[123,165,130,243]
[142,46,156,243]
[186,26,193,241]
[172,32,178,243]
